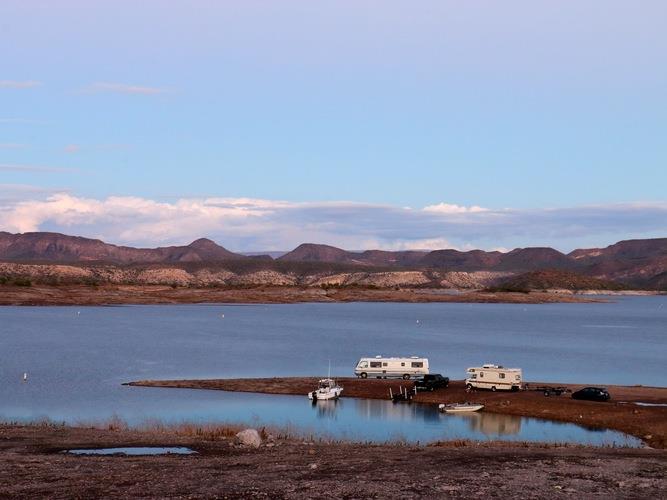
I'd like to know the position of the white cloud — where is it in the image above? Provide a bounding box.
[423,203,488,214]
[0,80,42,89]
[0,118,48,124]
[85,82,168,95]
[0,163,77,173]
[0,193,665,252]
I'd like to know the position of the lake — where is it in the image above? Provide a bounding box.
[1,297,664,445]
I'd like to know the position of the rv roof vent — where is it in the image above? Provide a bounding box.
[482,364,499,369]
[376,355,382,358]
[411,356,419,359]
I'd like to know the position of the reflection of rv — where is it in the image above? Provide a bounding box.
[354,356,429,380]
[466,364,522,391]
[465,412,522,436]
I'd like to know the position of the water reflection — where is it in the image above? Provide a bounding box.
[306,398,640,446]
[351,399,521,434]
[461,412,522,436]
[313,399,341,419]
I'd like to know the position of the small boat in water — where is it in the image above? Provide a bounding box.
[308,378,343,401]
[438,402,484,413]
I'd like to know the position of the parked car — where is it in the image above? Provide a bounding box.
[414,373,449,392]
[571,387,610,402]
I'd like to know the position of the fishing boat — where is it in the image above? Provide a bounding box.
[308,378,343,401]
[438,402,484,413]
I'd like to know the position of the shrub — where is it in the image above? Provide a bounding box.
[13,277,32,287]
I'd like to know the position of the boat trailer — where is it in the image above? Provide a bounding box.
[389,385,417,403]
[526,384,571,397]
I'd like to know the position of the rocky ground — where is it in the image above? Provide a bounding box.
[1,423,665,499]
[127,379,667,450]
[0,283,605,306]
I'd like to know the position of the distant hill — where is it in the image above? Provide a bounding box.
[278,243,427,267]
[418,249,503,270]
[494,247,574,271]
[0,232,665,289]
[0,232,247,264]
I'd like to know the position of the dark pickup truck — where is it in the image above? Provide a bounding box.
[414,374,450,392]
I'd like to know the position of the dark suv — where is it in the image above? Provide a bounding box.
[414,374,450,392]
[571,387,611,402]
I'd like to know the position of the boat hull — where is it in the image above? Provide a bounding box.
[438,403,484,413]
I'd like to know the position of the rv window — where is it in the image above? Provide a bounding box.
[470,374,477,379]
[370,361,382,368]
[358,361,368,368]
[499,373,505,379]
[382,362,387,367]
[401,362,405,366]
[479,372,484,378]
[515,375,521,380]
[411,362,423,368]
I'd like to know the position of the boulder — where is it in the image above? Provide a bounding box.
[235,428,262,448]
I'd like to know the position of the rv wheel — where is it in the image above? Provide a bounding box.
[466,384,473,391]
[402,374,410,380]
[544,391,550,397]
[491,386,496,392]
[360,372,367,379]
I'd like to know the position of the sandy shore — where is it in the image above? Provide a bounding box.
[0,284,606,305]
[1,423,665,498]
[127,378,667,449]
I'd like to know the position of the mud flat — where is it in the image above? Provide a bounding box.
[1,422,665,499]
[0,284,606,306]
[127,378,667,449]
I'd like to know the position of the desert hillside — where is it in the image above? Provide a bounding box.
[0,232,665,290]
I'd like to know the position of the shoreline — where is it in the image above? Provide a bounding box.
[0,284,619,306]
[126,378,667,449]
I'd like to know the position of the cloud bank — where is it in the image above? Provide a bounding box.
[85,82,168,95]
[0,80,42,89]
[0,192,665,252]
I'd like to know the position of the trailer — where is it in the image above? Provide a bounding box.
[465,364,522,392]
[525,384,571,397]
[389,385,416,403]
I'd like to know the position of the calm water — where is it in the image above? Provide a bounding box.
[1,297,664,445]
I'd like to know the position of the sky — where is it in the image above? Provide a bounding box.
[1,1,666,252]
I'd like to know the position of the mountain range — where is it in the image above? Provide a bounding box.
[0,231,665,289]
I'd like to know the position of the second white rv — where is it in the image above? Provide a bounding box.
[465,364,522,391]
[354,356,429,380]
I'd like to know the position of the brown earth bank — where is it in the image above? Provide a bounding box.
[126,379,667,449]
[0,284,607,306]
[1,423,665,499]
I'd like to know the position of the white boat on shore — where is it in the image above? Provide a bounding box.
[438,402,484,413]
[308,378,343,401]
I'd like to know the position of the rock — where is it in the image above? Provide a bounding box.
[234,428,262,448]
[309,463,318,470]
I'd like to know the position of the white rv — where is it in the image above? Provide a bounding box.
[354,356,429,380]
[465,364,522,392]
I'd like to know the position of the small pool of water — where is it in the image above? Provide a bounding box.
[64,447,196,456]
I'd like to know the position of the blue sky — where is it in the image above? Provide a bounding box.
[1,1,666,251]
